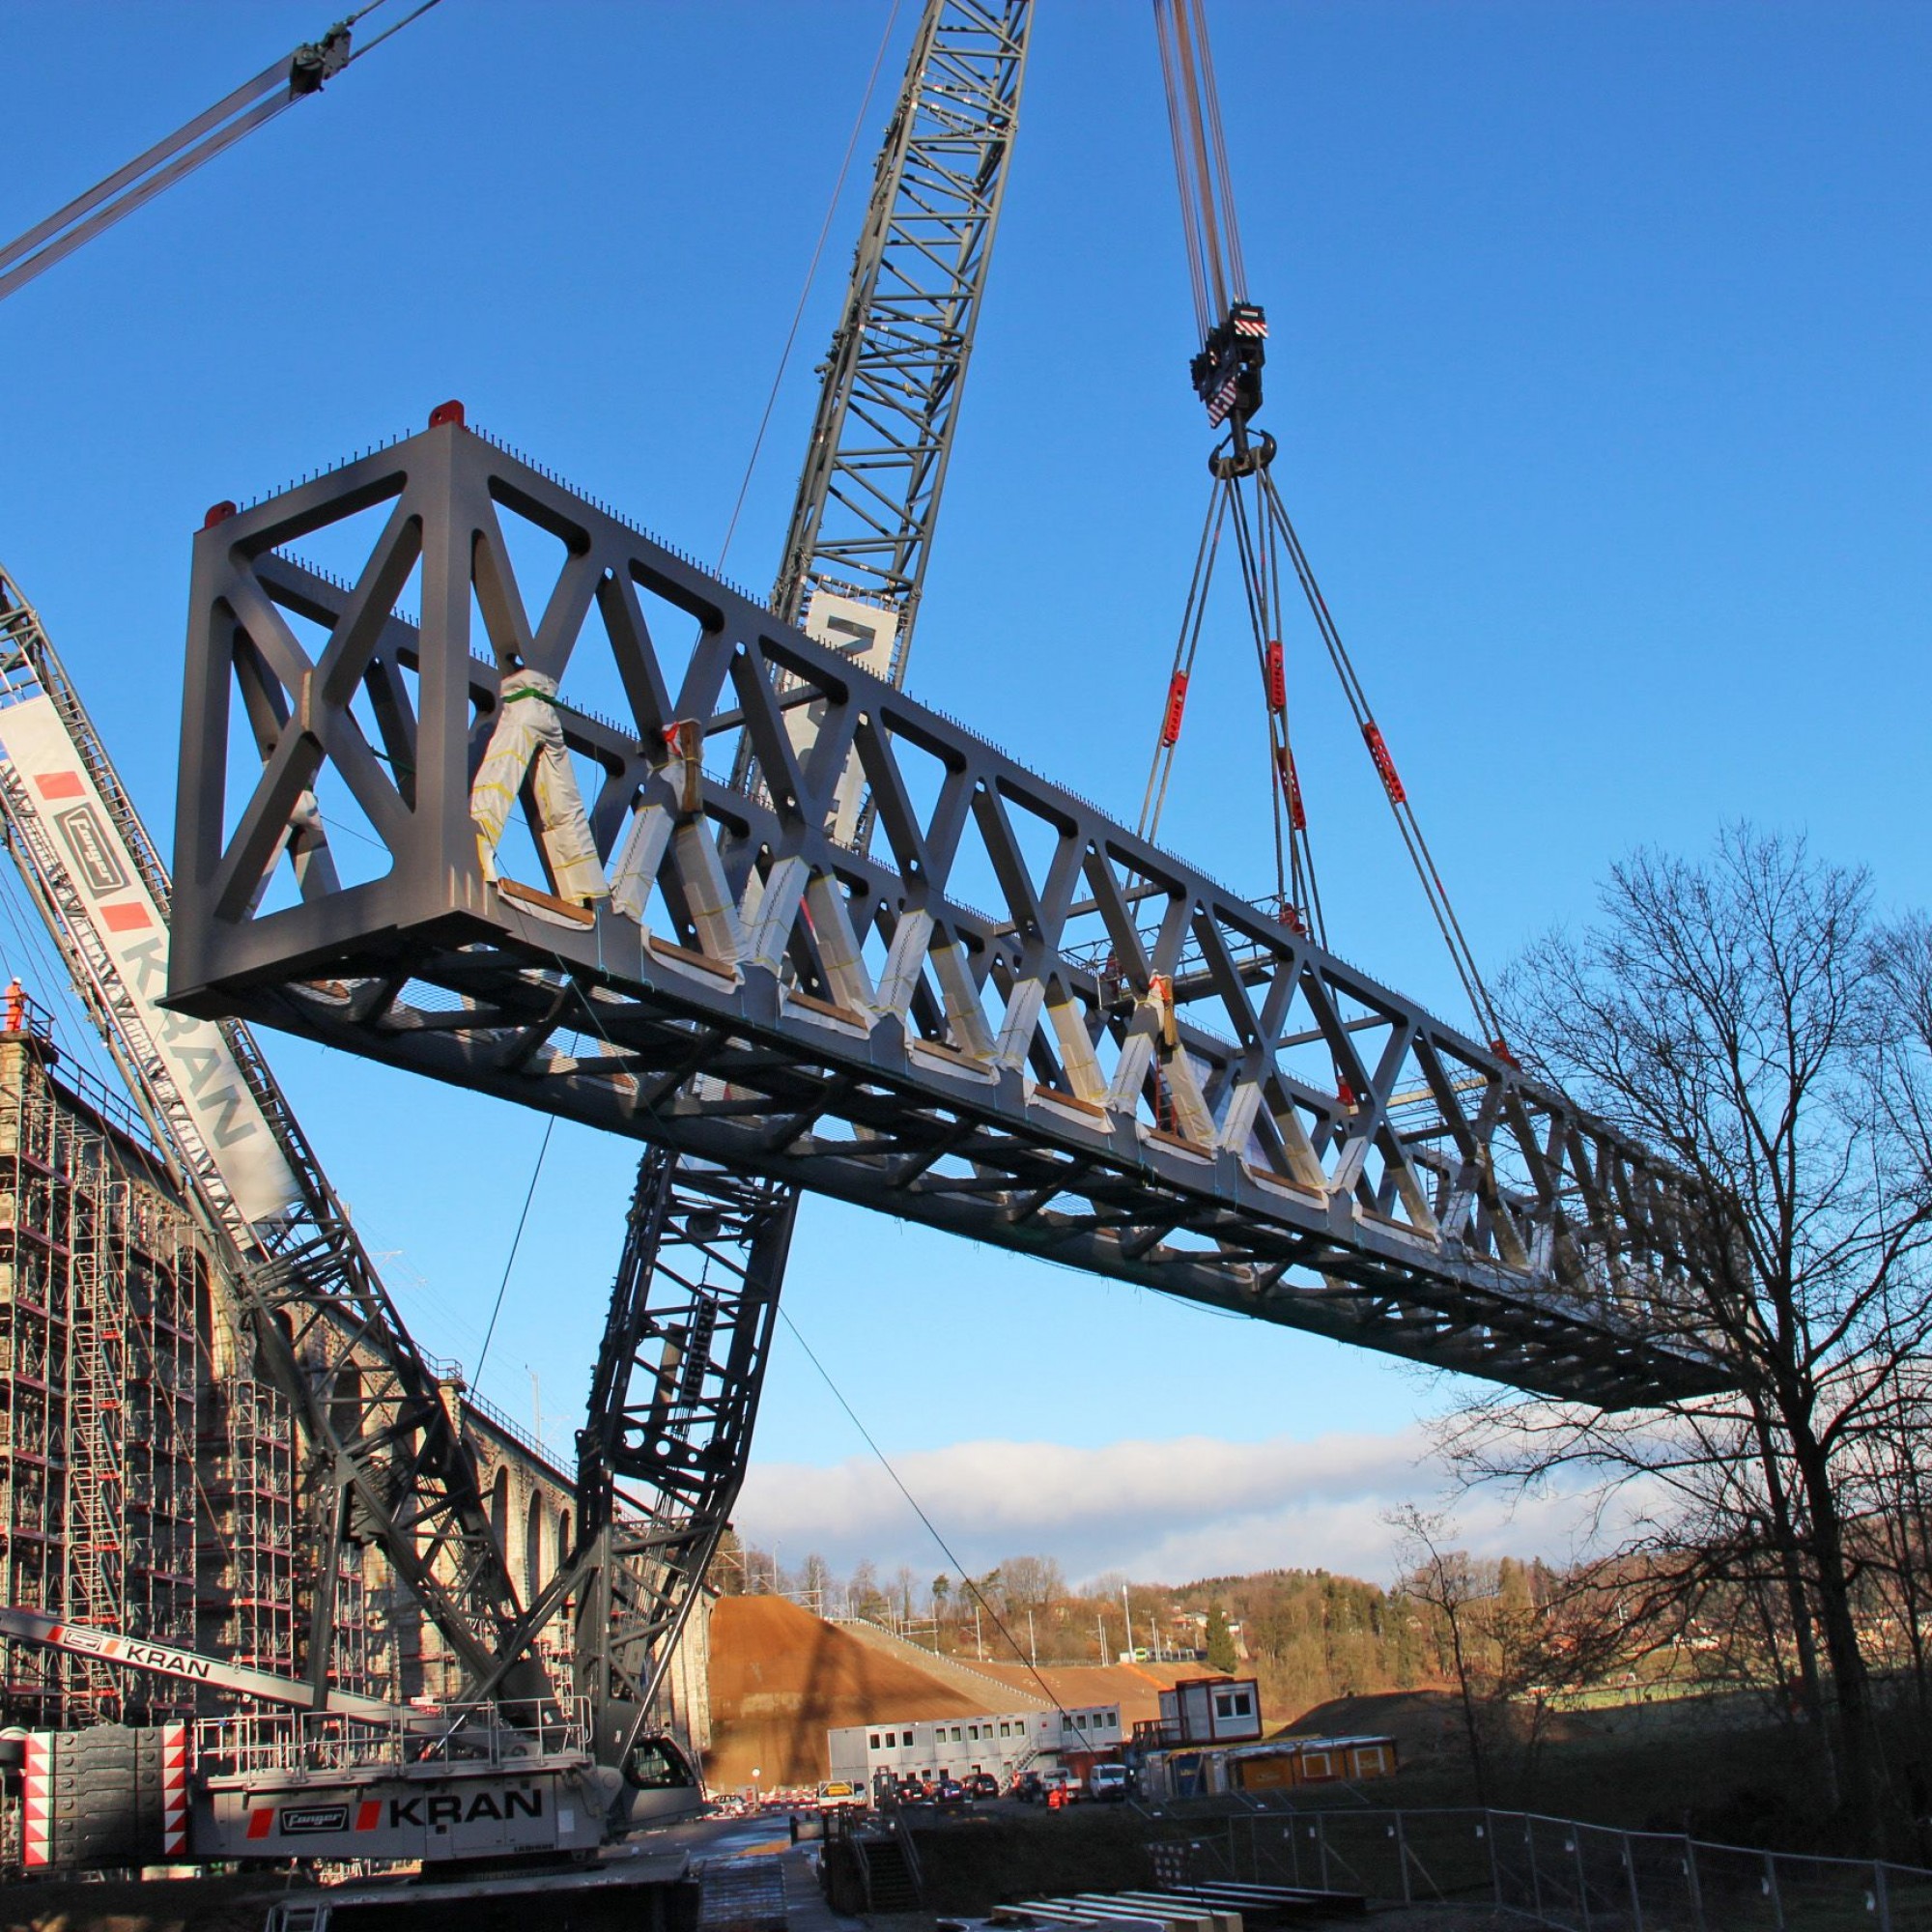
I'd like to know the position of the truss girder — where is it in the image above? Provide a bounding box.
[168,421,1726,1410]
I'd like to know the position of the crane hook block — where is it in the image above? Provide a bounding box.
[1264,639,1286,712]
[1192,300,1267,427]
[1160,670,1190,749]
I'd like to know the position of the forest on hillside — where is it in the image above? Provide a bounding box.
[713,1530,1576,1719]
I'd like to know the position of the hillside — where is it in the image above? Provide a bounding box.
[705,1595,985,1790]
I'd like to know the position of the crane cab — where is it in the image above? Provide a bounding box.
[615,1732,702,1830]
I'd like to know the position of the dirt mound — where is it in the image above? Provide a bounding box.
[706,1595,984,1791]
[965,1659,1191,1727]
[1280,1688,1466,1761]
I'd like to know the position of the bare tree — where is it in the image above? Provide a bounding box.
[1389,1506,1502,1803]
[1440,828,1932,1850]
[997,1554,1066,1611]
[798,1550,834,1614]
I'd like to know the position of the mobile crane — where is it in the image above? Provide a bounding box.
[0,564,703,1869]
[0,1605,696,1866]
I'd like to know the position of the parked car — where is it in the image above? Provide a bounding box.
[1010,1771,1044,1804]
[1039,1768,1079,1802]
[934,1777,967,1807]
[965,1773,1000,1801]
[1087,1763,1130,1803]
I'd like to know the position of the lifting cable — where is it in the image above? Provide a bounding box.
[0,0,446,306]
[777,1304,1115,1748]
[1141,0,1507,1055]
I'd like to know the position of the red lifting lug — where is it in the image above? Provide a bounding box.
[1160,669,1190,748]
[1274,744,1307,832]
[1491,1037,1520,1069]
[202,500,237,529]
[427,399,466,429]
[1361,720,1406,805]
[1264,639,1286,712]
[1336,1079,1358,1110]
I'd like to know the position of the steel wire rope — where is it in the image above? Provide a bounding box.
[774,1302,1107,1745]
[1222,475,1287,910]
[716,0,903,577]
[472,1114,555,1385]
[1259,474,1502,1043]
[1137,485,1228,840]
[0,855,265,1659]
[344,0,448,64]
[1153,3,1210,340]
[1190,0,1247,301]
[0,850,127,1097]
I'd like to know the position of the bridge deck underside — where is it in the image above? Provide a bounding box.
[168,422,1726,1411]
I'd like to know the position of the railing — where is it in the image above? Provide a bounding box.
[891,1804,925,1901]
[1146,1802,1932,1930]
[193,1696,590,1778]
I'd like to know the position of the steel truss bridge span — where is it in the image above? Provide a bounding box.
[168,418,1723,1409]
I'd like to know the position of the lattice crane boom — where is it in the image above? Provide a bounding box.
[560,0,1033,1734]
[771,0,1031,673]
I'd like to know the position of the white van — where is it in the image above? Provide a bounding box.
[1086,1763,1130,1803]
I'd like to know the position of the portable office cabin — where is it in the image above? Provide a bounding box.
[1157,1676,1264,1745]
[1137,1732,1398,1801]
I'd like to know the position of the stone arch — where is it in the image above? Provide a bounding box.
[525,1487,545,1597]
[490,1463,510,1560]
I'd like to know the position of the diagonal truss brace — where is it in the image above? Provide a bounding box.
[167,419,1728,1410]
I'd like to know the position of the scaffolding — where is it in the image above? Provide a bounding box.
[202,1375,297,1682]
[0,996,627,1728]
[0,1020,201,1726]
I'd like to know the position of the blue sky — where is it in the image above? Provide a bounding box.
[1,3,1926,1583]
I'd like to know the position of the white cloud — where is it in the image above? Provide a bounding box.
[733,1426,1624,1587]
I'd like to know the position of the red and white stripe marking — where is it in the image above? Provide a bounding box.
[160,1721,188,1857]
[21,1732,51,1868]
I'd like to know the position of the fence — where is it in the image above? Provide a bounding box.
[1147,1804,1932,1930]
